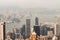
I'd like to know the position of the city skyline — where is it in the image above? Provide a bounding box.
[0,0,60,40]
[0,0,60,36]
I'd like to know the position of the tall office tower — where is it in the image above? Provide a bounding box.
[35,17,39,25]
[0,22,5,40]
[55,24,60,36]
[54,24,60,40]
[34,17,40,36]
[26,19,31,38]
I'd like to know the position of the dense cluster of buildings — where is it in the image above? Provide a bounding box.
[0,17,60,40]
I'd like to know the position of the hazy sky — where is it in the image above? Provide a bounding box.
[0,0,60,9]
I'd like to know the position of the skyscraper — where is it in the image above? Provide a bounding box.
[26,19,31,38]
[35,17,39,25]
[34,17,40,36]
[0,22,5,40]
[55,24,60,36]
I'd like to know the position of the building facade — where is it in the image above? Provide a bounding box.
[26,19,31,38]
[55,24,60,36]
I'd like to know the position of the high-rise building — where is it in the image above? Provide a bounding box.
[35,17,39,25]
[34,25,40,36]
[34,17,40,36]
[55,24,60,36]
[0,22,5,40]
[26,19,31,38]
[0,22,6,40]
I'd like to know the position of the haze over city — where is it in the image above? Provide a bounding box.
[0,0,60,40]
[0,0,60,31]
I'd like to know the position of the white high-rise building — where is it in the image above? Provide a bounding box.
[0,22,4,40]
